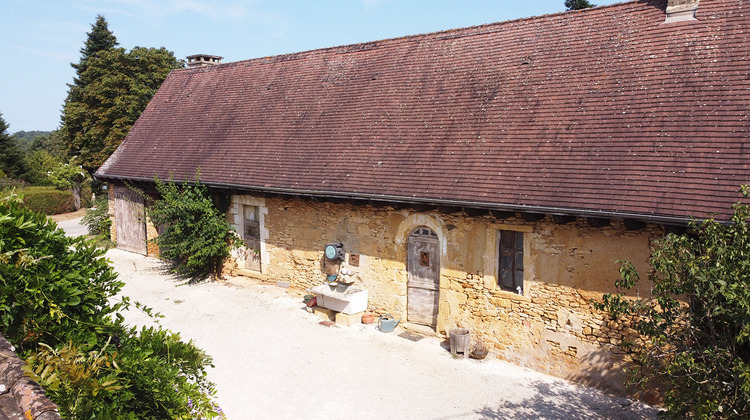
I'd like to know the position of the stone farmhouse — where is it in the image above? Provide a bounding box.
[95,0,749,393]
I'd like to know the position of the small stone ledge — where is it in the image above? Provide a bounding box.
[233,268,268,281]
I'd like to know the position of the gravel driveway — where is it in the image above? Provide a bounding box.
[57,216,657,419]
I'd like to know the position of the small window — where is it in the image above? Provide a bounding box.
[498,230,523,293]
[243,205,261,271]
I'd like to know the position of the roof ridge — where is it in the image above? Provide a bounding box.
[177,0,642,72]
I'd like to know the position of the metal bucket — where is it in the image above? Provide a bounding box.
[449,328,471,357]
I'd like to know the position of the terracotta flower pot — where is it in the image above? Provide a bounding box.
[361,313,375,324]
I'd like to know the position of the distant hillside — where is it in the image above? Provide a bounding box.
[11,130,53,150]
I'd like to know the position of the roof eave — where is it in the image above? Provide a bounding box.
[94,173,696,226]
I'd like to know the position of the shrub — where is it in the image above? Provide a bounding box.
[82,194,111,236]
[147,177,241,281]
[596,187,750,419]
[0,194,222,418]
[19,186,75,214]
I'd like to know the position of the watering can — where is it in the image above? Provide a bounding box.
[378,314,401,333]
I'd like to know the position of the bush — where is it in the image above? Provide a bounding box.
[596,187,750,419]
[19,186,75,214]
[0,195,222,418]
[147,177,241,281]
[82,194,111,236]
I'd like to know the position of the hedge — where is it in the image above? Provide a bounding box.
[20,186,75,215]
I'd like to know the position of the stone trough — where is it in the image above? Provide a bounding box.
[310,284,368,315]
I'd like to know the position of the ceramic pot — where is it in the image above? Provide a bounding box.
[361,313,375,324]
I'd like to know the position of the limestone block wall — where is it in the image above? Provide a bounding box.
[259,197,409,314]
[226,194,660,392]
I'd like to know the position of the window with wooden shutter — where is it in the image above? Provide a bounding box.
[498,230,524,293]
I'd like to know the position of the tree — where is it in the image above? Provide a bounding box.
[565,0,596,10]
[22,149,61,185]
[0,113,26,179]
[147,177,241,281]
[75,14,118,72]
[0,193,222,418]
[596,187,750,418]
[29,130,67,159]
[61,15,182,174]
[49,158,90,209]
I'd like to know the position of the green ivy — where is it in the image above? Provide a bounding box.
[147,176,241,282]
[596,187,750,419]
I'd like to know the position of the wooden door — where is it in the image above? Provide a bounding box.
[407,227,440,327]
[113,185,147,255]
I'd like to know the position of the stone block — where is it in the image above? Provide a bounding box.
[313,307,336,321]
[335,311,363,326]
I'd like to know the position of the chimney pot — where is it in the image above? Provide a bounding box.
[186,54,223,67]
[665,0,700,23]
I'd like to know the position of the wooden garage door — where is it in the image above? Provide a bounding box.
[114,185,147,255]
[407,227,440,328]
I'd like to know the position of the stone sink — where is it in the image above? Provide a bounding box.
[310,283,368,315]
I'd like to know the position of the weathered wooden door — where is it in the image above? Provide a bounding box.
[114,185,147,255]
[407,227,440,327]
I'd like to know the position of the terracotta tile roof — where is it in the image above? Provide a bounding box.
[96,0,750,222]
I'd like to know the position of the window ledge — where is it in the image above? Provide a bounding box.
[489,288,531,302]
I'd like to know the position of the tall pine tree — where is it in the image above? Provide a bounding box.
[61,15,182,174]
[74,14,118,77]
[0,113,25,179]
[61,15,118,173]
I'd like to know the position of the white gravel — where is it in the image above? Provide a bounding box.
[57,216,658,419]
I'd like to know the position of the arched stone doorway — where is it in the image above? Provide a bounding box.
[407,227,440,328]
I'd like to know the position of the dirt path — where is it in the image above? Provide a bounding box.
[48,208,87,222]
[105,247,658,420]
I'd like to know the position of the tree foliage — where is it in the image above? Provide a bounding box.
[147,177,241,282]
[22,150,61,185]
[597,188,750,419]
[0,112,26,179]
[75,14,118,72]
[61,15,182,174]
[28,130,67,159]
[0,194,222,418]
[565,0,596,10]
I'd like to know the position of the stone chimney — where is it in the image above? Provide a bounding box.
[665,0,700,23]
[186,54,223,68]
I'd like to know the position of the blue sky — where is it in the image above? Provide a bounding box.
[0,0,621,133]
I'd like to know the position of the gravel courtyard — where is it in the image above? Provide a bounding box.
[54,216,658,419]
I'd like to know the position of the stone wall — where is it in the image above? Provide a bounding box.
[222,194,659,392]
